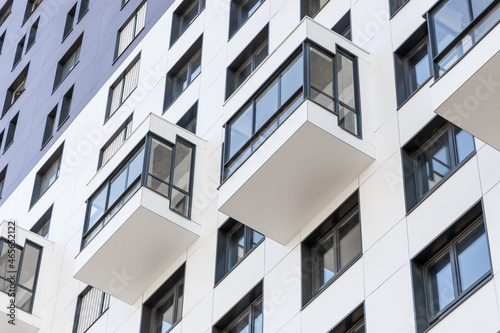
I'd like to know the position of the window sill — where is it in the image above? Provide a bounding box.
[396,76,432,110]
[40,136,53,150]
[301,252,362,310]
[2,90,25,119]
[62,29,73,43]
[25,40,35,54]
[2,141,13,154]
[57,115,70,131]
[29,176,59,211]
[11,58,22,72]
[405,150,476,215]
[0,11,12,28]
[77,8,89,24]
[422,272,493,333]
[214,237,265,288]
[169,7,205,49]
[389,0,410,19]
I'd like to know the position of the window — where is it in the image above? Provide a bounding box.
[176,102,197,134]
[4,112,18,151]
[3,64,29,116]
[412,202,492,333]
[427,0,500,77]
[106,54,140,120]
[226,26,268,99]
[300,0,329,19]
[332,10,351,41]
[0,130,3,150]
[63,4,77,40]
[302,191,361,305]
[328,303,365,333]
[0,166,6,197]
[222,43,361,181]
[394,24,431,107]
[27,18,39,50]
[98,115,133,169]
[54,34,82,91]
[115,1,146,60]
[30,144,64,207]
[59,85,74,127]
[31,206,52,238]
[140,264,185,333]
[389,0,409,17]
[73,286,110,333]
[82,135,195,247]
[78,0,89,20]
[402,117,475,212]
[42,106,57,147]
[170,0,205,46]
[0,0,12,26]
[24,0,42,23]
[215,219,264,284]
[228,0,264,38]
[0,239,42,313]
[164,36,202,109]
[213,282,263,333]
[122,0,130,8]
[13,35,26,68]
[0,31,5,53]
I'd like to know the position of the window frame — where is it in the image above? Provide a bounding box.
[0,166,6,198]
[98,115,133,169]
[53,34,83,92]
[332,10,352,41]
[30,143,64,208]
[13,35,27,69]
[4,111,19,152]
[26,17,40,52]
[23,0,42,24]
[402,117,476,213]
[170,0,205,46]
[215,219,265,285]
[114,1,147,61]
[31,205,52,238]
[300,0,330,19]
[72,286,110,333]
[389,0,410,18]
[228,0,265,38]
[3,64,30,117]
[0,0,12,27]
[411,201,493,333]
[176,102,197,134]
[328,302,365,333]
[63,3,77,41]
[301,191,362,307]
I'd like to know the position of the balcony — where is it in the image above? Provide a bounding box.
[0,220,54,333]
[74,114,206,304]
[218,18,375,245]
[429,0,500,150]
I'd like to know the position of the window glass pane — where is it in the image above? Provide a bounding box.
[227,224,245,270]
[352,322,365,333]
[250,230,264,247]
[170,187,190,217]
[227,309,250,333]
[17,243,40,290]
[149,139,173,187]
[127,147,145,187]
[253,298,263,333]
[172,141,193,192]
[174,68,189,98]
[0,244,21,283]
[236,61,252,86]
[229,104,253,159]
[337,52,355,108]
[473,3,500,40]
[471,0,494,18]
[88,184,108,229]
[407,41,430,92]
[312,234,335,292]
[254,42,268,68]
[310,48,334,98]
[338,105,358,135]
[176,281,184,320]
[15,288,33,312]
[436,32,473,75]
[432,0,472,54]
[339,211,361,268]
[240,0,261,22]
[416,129,452,198]
[108,168,127,207]
[181,0,199,30]
[454,127,475,163]
[190,53,202,82]
[428,253,455,316]
[153,290,175,332]
[457,223,490,291]
[255,79,279,130]
[40,157,60,194]
[280,54,303,105]
[311,89,334,111]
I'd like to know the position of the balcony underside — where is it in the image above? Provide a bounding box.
[219,100,375,245]
[433,25,500,151]
[0,303,40,333]
[74,187,200,304]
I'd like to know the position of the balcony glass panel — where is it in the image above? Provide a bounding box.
[82,134,196,248]
[222,43,361,181]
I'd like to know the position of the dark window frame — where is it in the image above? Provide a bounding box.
[42,106,58,148]
[394,23,432,108]
[53,34,83,92]
[13,35,27,69]
[411,201,493,333]
[26,17,40,52]
[170,0,205,46]
[30,143,64,208]
[0,0,12,27]
[72,286,110,333]
[215,219,265,285]
[402,116,476,213]
[140,264,185,333]
[226,26,268,100]
[4,111,19,152]
[328,302,365,333]
[98,114,133,169]
[58,85,74,128]
[0,166,6,198]
[23,0,42,25]
[228,0,265,39]
[425,0,500,79]
[78,0,89,21]
[176,102,197,134]
[0,31,5,54]
[31,205,52,238]
[2,64,30,117]
[301,191,362,307]
[389,0,410,18]
[332,10,352,41]
[114,1,147,61]
[300,0,330,19]
[63,3,77,41]
[164,36,203,110]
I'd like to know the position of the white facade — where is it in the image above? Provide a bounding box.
[1,0,500,332]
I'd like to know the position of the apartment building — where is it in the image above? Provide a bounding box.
[0,0,499,332]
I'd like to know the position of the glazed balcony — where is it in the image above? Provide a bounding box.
[218,18,375,245]
[74,114,206,304]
